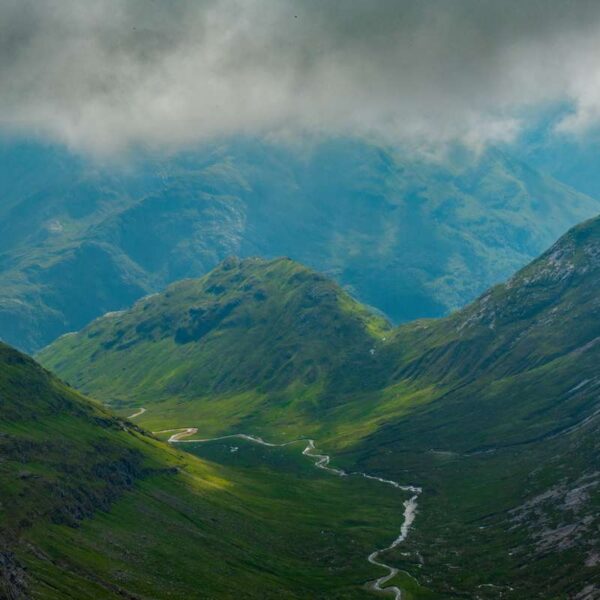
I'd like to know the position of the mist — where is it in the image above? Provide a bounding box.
[2,0,600,154]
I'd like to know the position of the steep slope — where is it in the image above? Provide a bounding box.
[372,212,600,449]
[2,139,599,352]
[39,215,600,598]
[341,215,600,598]
[0,342,418,599]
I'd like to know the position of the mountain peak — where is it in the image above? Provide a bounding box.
[515,213,600,283]
[38,255,388,403]
[453,213,600,335]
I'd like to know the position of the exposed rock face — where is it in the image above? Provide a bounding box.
[510,470,600,572]
[575,584,600,600]
[0,552,28,600]
[457,215,600,334]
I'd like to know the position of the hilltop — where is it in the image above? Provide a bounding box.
[38,256,389,436]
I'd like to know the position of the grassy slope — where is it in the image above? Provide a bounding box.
[0,342,424,599]
[341,217,600,598]
[38,217,600,598]
[38,256,390,439]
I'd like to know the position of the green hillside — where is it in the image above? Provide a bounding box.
[37,256,391,438]
[39,216,600,598]
[342,216,600,598]
[3,140,600,353]
[0,342,424,599]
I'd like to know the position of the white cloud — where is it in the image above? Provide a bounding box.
[2,0,600,154]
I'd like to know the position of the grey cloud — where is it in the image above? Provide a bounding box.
[2,0,600,154]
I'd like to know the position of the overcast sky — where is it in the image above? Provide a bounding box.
[3,0,600,154]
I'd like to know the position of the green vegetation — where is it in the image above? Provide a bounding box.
[40,215,600,598]
[0,341,428,599]
[3,140,600,353]
[37,256,391,440]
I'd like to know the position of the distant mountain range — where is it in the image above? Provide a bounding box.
[2,138,599,353]
[39,214,600,598]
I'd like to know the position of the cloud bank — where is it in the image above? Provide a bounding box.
[3,0,600,154]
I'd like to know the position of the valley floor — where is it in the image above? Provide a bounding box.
[21,417,435,599]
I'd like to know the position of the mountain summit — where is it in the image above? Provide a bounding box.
[39,256,388,420]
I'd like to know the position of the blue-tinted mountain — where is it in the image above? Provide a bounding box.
[1,138,599,352]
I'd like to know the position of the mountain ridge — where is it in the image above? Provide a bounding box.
[3,139,600,352]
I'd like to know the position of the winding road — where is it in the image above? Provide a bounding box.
[127,407,147,419]
[128,408,422,599]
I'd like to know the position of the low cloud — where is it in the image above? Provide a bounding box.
[2,0,600,154]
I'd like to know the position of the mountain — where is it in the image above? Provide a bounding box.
[2,138,599,353]
[0,341,421,599]
[342,215,600,599]
[36,256,389,435]
[39,215,600,598]
[516,118,600,201]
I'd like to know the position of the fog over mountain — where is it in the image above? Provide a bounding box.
[3,0,600,154]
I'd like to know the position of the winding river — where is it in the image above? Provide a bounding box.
[135,411,422,598]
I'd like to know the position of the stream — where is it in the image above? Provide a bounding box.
[165,427,422,598]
